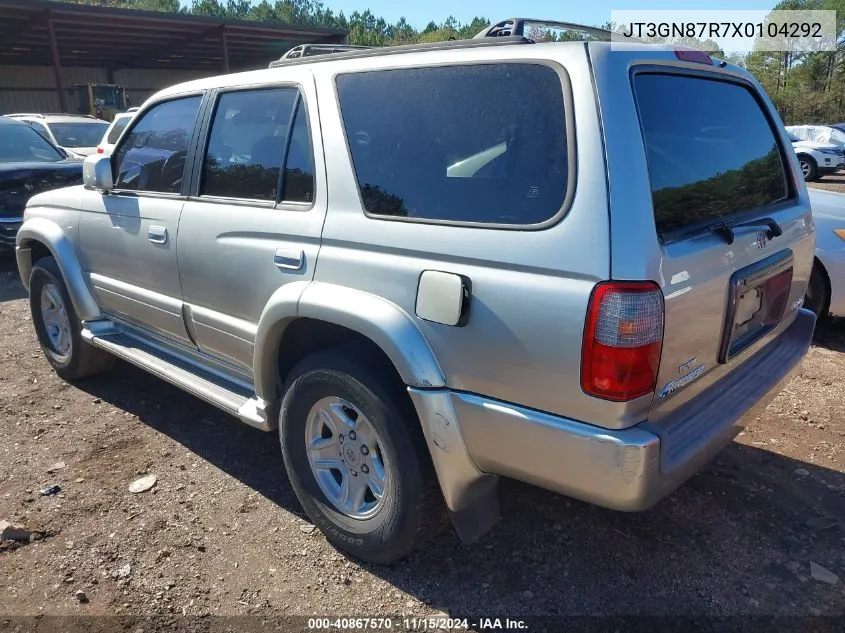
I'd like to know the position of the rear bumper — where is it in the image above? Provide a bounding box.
[456,308,816,511]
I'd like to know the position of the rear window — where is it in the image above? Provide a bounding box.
[336,63,569,226]
[633,73,790,238]
[49,121,109,148]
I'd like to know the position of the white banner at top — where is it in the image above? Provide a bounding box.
[609,10,837,53]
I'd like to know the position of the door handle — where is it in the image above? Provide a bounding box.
[148,225,168,244]
[273,247,304,271]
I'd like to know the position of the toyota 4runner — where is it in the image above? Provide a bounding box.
[15,18,817,564]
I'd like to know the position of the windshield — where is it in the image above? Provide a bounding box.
[49,121,109,148]
[92,86,124,108]
[0,123,64,163]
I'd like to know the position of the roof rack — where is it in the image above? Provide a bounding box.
[278,43,371,61]
[268,35,531,68]
[7,112,100,119]
[474,17,630,42]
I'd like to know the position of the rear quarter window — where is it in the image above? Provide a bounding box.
[335,63,570,226]
[633,73,791,239]
[107,116,131,144]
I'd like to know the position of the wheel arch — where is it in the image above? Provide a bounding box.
[253,282,446,403]
[15,217,101,321]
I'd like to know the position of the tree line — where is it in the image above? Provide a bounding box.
[741,0,845,125]
[53,0,491,46]
[52,0,845,125]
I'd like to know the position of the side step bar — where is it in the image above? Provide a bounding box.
[81,327,274,432]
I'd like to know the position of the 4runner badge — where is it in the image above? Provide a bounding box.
[659,364,706,399]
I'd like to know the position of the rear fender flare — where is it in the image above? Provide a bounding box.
[253,282,446,402]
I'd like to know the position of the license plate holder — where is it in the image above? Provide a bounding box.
[718,249,794,364]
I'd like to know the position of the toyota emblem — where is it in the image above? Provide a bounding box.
[755,232,768,249]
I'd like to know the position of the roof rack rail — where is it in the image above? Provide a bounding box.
[474,17,629,42]
[8,112,101,119]
[268,35,531,68]
[272,43,371,64]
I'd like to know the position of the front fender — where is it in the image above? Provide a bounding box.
[15,216,100,321]
[253,282,446,402]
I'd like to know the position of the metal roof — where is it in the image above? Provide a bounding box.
[0,0,348,72]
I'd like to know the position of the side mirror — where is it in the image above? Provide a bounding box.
[83,154,113,192]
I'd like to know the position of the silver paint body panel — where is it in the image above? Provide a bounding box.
[15,41,816,524]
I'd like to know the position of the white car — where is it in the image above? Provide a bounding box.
[787,124,845,149]
[787,131,844,181]
[807,188,845,319]
[95,109,137,156]
[6,113,109,159]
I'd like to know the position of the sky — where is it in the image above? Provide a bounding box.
[287,0,779,30]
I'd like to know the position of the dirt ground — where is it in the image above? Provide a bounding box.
[0,245,844,626]
[809,173,845,194]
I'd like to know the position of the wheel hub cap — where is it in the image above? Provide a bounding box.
[40,283,71,356]
[305,396,389,520]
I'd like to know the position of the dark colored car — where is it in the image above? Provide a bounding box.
[0,116,82,247]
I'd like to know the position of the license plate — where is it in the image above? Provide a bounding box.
[735,288,762,327]
[719,250,794,363]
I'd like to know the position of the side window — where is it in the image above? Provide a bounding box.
[112,96,202,194]
[282,101,315,203]
[336,64,569,225]
[202,88,314,203]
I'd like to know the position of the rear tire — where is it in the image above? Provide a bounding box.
[798,154,818,182]
[278,345,443,564]
[804,261,830,321]
[29,257,114,381]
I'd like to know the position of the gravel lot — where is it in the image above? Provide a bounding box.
[1,238,844,624]
[808,173,845,194]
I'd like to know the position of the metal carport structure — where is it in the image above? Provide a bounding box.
[0,0,347,113]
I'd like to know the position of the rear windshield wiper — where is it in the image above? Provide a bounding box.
[709,217,783,245]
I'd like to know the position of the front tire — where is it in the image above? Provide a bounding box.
[798,154,818,182]
[279,346,442,564]
[29,257,114,380]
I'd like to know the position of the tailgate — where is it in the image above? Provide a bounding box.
[592,47,815,426]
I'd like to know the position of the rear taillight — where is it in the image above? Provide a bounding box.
[96,147,104,153]
[581,282,664,402]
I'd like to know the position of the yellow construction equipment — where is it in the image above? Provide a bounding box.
[66,84,131,121]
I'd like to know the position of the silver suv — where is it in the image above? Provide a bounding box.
[14,19,817,564]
